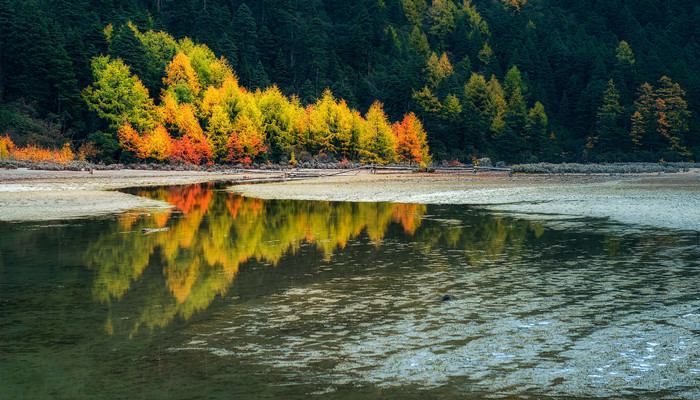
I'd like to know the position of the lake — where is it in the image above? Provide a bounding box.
[1,182,699,398]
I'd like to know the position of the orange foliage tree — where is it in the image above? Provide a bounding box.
[392,112,431,165]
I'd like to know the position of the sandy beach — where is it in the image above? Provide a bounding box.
[1,167,699,231]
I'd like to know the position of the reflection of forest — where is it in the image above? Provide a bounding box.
[85,184,544,336]
[86,184,426,336]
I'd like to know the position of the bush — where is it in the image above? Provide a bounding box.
[0,136,15,159]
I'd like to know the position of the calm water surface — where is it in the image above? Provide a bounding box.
[1,183,699,399]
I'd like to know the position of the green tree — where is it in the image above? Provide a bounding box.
[615,40,635,66]
[463,73,490,152]
[361,102,397,163]
[592,79,626,157]
[426,52,454,88]
[82,56,157,132]
[425,0,455,50]
[408,26,430,59]
[525,101,549,159]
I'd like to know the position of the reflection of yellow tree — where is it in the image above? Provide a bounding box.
[87,185,543,336]
[86,184,428,336]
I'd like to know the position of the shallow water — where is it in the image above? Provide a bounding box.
[1,183,699,398]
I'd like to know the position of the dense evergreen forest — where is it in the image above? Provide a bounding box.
[0,0,698,164]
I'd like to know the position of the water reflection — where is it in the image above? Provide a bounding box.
[4,184,698,398]
[86,184,436,336]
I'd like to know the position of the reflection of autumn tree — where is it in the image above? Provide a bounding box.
[86,185,427,336]
[86,185,544,336]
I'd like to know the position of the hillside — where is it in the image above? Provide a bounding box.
[0,0,698,163]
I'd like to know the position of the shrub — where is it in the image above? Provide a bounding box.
[0,136,15,159]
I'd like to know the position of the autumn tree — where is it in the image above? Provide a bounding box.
[630,77,691,158]
[361,102,397,163]
[82,28,430,165]
[655,76,691,157]
[630,82,656,151]
[83,56,157,132]
[163,52,201,103]
[426,52,454,88]
[393,112,431,164]
[255,85,299,160]
[227,114,266,163]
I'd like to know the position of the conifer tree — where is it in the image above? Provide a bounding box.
[83,56,157,132]
[592,79,626,157]
[361,102,397,163]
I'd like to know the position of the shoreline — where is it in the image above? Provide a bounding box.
[230,169,700,232]
[1,167,699,231]
[0,168,278,222]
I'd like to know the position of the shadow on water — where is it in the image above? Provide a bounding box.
[1,183,699,399]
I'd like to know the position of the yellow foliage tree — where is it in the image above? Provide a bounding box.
[163,53,201,103]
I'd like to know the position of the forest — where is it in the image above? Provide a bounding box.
[0,0,698,164]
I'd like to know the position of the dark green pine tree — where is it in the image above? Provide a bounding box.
[254,60,272,89]
[592,79,626,159]
[305,17,329,90]
[162,0,195,38]
[235,3,259,65]
[2,1,53,107]
[108,24,148,82]
[257,25,277,66]
[0,0,14,101]
[271,48,291,90]
[301,78,317,104]
[47,26,80,118]
[233,3,259,87]
[65,27,92,87]
[217,33,239,69]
